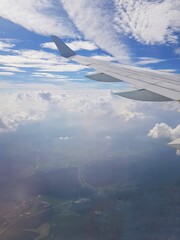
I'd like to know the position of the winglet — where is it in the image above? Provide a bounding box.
[51,35,76,58]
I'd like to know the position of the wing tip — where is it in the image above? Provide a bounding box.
[51,35,76,58]
[167,138,180,149]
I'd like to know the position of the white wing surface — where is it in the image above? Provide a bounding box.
[52,36,180,102]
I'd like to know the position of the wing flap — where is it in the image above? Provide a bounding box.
[114,89,172,101]
[86,72,122,82]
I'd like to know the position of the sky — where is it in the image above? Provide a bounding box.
[0,0,180,161]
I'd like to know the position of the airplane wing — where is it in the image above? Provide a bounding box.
[168,138,180,149]
[51,35,180,102]
[52,36,180,150]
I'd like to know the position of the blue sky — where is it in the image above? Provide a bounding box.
[0,0,179,156]
[0,0,180,87]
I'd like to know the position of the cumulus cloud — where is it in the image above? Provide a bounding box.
[0,87,179,157]
[0,0,76,36]
[148,123,180,140]
[114,0,180,44]
[0,92,48,133]
[118,110,146,121]
[60,0,130,60]
[0,89,149,134]
[0,112,41,133]
[38,90,52,101]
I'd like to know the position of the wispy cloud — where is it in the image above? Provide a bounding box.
[114,0,180,44]
[0,66,25,72]
[60,0,130,61]
[0,0,76,36]
[0,40,15,51]
[41,40,98,52]
[136,57,166,66]
[92,55,116,62]
[67,40,98,51]
[0,72,15,76]
[32,72,68,79]
[0,47,87,80]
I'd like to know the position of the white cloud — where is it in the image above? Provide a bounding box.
[67,40,97,51]
[60,0,130,61]
[0,92,49,133]
[136,57,165,66]
[59,136,75,140]
[40,42,57,51]
[92,55,116,62]
[0,48,87,78]
[0,0,76,36]
[36,64,87,73]
[0,112,41,133]
[0,88,179,156]
[0,89,150,135]
[0,40,15,51]
[148,123,180,140]
[32,72,68,79]
[41,40,98,52]
[0,66,25,72]
[114,0,180,44]
[162,102,180,112]
[0,72,15,76]
[118,110,146,121]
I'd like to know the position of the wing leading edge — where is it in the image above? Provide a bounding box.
[51,35,180,102]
